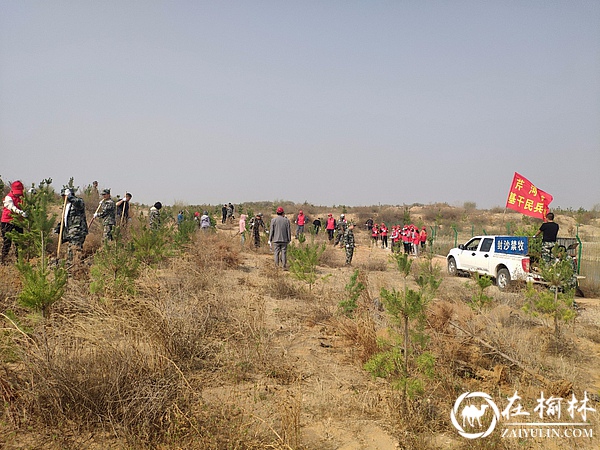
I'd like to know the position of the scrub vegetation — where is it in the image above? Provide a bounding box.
[1,187,599,449]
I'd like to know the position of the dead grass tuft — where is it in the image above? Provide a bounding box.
[0,265,21,304]
[358,256,388,272]
[427,300,454,332]
[277,387,302,448]
[318,245,346,268]
[16,309,188,443]
[541,330,581,357]
[580,324,600,344]
[331,301,379,364]
[190,232,241,270]
[261,265,302,300]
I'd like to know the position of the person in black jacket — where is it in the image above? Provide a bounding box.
[534,212,559,262]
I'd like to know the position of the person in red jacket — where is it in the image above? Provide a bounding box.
[401,226,411,254]
[295,210,307,239]
[420,227,428,251]
[379,223,388,249]
[371,223,379,247]
[325,213,336,242]
[1,180,27,264]
[390,225,400,252]
[411,226,420,256]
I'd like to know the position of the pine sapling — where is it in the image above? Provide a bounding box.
[16,233,67,318]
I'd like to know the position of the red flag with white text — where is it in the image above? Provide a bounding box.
[505,172,553,219]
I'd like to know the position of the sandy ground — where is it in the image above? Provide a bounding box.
[206,230,600,449]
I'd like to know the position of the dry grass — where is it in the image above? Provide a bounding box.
[318,244,346,268]
[357,255,389,272]
[332,311,379,364]
[2,210,600,449]
[10,296,188,443]
[261,262,303,300]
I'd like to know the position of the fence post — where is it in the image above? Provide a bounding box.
[576,224,582,275]
[429,225,437,251]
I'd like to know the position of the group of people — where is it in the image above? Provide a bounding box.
[192,211,212,230]
[367,221,427,256]
[265,207,358,268]
[1,179,411,269]
[61,187,134,262]
[221,203,235,224]
[234,206,293,269]
[234,209,358,266]
[1,180,133,265]
[232,207,429,267]
[1,178,562,272]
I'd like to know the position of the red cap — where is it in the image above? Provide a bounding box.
[276,207,284,214]
[11,181,24,195]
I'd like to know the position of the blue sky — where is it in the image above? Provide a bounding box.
[1,1,599,209]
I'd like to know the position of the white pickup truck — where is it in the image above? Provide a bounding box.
[446,236,536,291]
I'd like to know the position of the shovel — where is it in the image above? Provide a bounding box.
[87,200,104,229]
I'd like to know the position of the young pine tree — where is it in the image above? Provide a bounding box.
[523,255,576,336]
[16,234,67,318]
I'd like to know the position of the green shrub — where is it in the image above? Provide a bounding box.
[364,251,441,405]
[16,255,67,318]
[364,344,402,379]
[339,269,365,316]
[90,235,139,297]
[523,255,577,336]
[132,224,173,265]
[174,218,197,248]
[288,241,327,291]
[468,273,494,311]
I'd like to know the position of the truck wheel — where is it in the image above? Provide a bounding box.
[497,268,511,291]
[448,257,458,276]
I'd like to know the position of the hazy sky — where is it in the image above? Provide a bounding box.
[1,1,599,209]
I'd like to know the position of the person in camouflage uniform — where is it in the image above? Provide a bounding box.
[249,213,266,248]
[94,189,116,241]
[55,188,88,263]
[149,202,162,230]
[226,202,234,223]
[334,213,347,247]
[116,192,132,227]
[343,223,356,265]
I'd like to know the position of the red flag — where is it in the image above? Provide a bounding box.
[505,172,553,219]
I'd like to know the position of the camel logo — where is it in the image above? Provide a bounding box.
[451,392,501,439]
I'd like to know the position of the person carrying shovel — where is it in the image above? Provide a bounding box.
[116,192,132,227]
[93,189,116,242]
[54,188,88,264]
